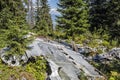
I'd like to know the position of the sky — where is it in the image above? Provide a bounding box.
[48,0,60,26]
[48,0,58,9]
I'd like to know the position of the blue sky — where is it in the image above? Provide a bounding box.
[48,0,58,8]
[48,0,59,15]
[32,0,59,15]
[48,0,60,26]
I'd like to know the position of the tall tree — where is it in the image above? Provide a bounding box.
[35,0,53,35]
[0,0,31,55]
[106,0,120,42]
[56,0,90,40]
[89,0,108,32]
[0,0,13,29]
[89,0,120,43]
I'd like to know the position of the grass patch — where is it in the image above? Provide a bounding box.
[0,56,47,80]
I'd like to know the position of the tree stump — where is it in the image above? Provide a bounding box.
[71,41,78,52]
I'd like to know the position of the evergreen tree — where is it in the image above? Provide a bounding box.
[89,0,120,43]
[89,0,108,32]
[0,0,31,55]
[106,0,120,42]
[56,0,90,40]
[0,1,12,29]
[35,0,53,35]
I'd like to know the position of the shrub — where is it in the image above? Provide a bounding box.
[102,41,110,47]
[26,57,47,80]
[0,56,47,80]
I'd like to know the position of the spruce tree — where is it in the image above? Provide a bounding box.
[89,0,108,32]
[56,0,90,40]
[0,0,30,55]
[106,0,120,42]
[35,0,53,35]
[89,0,120,43]
[0,1,12,29]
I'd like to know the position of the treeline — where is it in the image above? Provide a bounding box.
[0,0,119,55]
[56,0,120,46]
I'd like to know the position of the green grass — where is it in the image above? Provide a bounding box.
[0,56,47,80]
[90,60,120,80]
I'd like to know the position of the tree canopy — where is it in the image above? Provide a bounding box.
[56,0,90,40]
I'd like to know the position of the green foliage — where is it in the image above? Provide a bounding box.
[26,57,47,80]
[89,0,108,32]
[0,0,32,55]
[52,28,67,40]
[102,41,110,47]
[0,59,32,80]
[91,59,120,80]
[57,0,90,40]
[75,35,87,44]
[35,0,53,36]
[97,49,103,54]
[109,71,120,80]
[89,0,120,42]
[109,77,115,80]
[111,39,119,47]
[88,39,99,48]
[0,56,47,80]
[4,25,32,55]
[106,0,120,40]
[78,71,88,80]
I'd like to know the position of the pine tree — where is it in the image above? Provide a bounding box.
[106,0,120,42]
[0,0,31,55]
[35,0,53,35]
[0,0,14,48]
[89,0,120,43]
[0,1,12,29]
[89,0,108,32]
[56,0,90,40]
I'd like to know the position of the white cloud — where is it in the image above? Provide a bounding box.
[49,8,60,15]
[48,0,52,1]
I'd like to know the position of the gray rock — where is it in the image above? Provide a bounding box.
[0,38,104,80]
